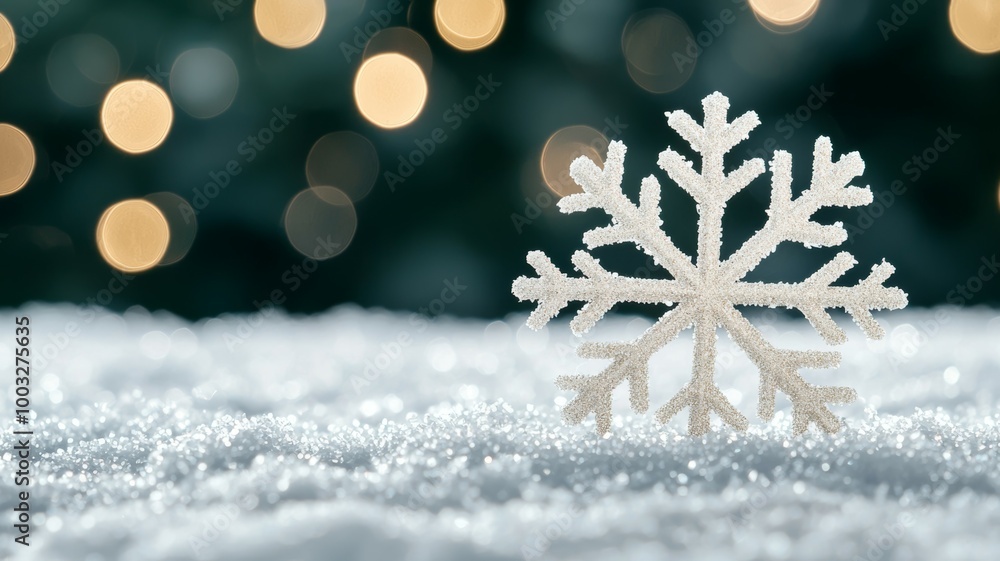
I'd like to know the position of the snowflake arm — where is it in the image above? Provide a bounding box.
[654,311,749,436]
[719,305,856,434]
[556,305,695,435]
[558,141,698,284]
[511,250,689,335]
[721,139,873,284]
[729,252,908,344]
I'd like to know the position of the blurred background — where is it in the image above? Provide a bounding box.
[0,0,998,320]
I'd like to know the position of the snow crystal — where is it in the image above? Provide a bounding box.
[513,92,906,435]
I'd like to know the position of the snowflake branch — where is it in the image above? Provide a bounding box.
[721,138,872,283]
[557,305,695,435]
[560,141,698,284]
[729,252,908,344]
[720,305,856,434]
[658,92,765,207]
[655,308,749,435]
[511,250,688,334]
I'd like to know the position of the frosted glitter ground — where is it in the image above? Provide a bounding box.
[1,304,999,561]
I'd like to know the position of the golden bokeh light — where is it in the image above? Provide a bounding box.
[306,132,380,202]
[749,0,820,31]
[622,10,696,94]
[435,0,505,51]
[354,53,428,129]
[284,186,357,260]
[540,126,610,197]
[950,0,1000,54]
[0,124,35,196]
[96,200,171,273]
[364,27,434,75]
[254,0,326,49]
[143,192,199,266]
[101,80,174,154]
[0,13,14,73]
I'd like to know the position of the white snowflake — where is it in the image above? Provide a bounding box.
[512,92,908,436]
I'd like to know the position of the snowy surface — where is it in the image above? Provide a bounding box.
[1,303,999,560]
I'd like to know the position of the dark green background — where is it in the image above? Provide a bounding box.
[1,0,997,319]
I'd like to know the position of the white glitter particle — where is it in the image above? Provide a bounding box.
[512,92,907,436]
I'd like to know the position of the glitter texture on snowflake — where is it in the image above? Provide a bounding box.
[512,92,907,436]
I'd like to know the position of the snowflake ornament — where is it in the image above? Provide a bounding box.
[512,92,907,436]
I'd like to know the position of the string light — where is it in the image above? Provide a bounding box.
[541,126,609,197]
[254,0,326,49]
[0,13,14,72]
[354,53,428,129]
[749,0,821,32]
[0,124,35,196]
[950,0,1000,54]
[435,0,505,51]
[101,80,174,154]
[96,200,171,273]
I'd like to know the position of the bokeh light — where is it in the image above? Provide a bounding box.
[254,0,326,49]
[950,0,1000,54]
[143,192,198,266]
[622,9,695,94]
[364,27,434,75]
[0,124,35,196]
[749,0,821,32]
[0,13,14,73]
[434,0,506,51]
[96,199,171,273]
[169,48,239,119]
[46,35,120,107]
[540,125,609,197]
[283,186,357,260]
[306,132,380,202]
[101,80,174,154]
[354,53,428,129]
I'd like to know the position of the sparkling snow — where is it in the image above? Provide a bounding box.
[1,304,998,560]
